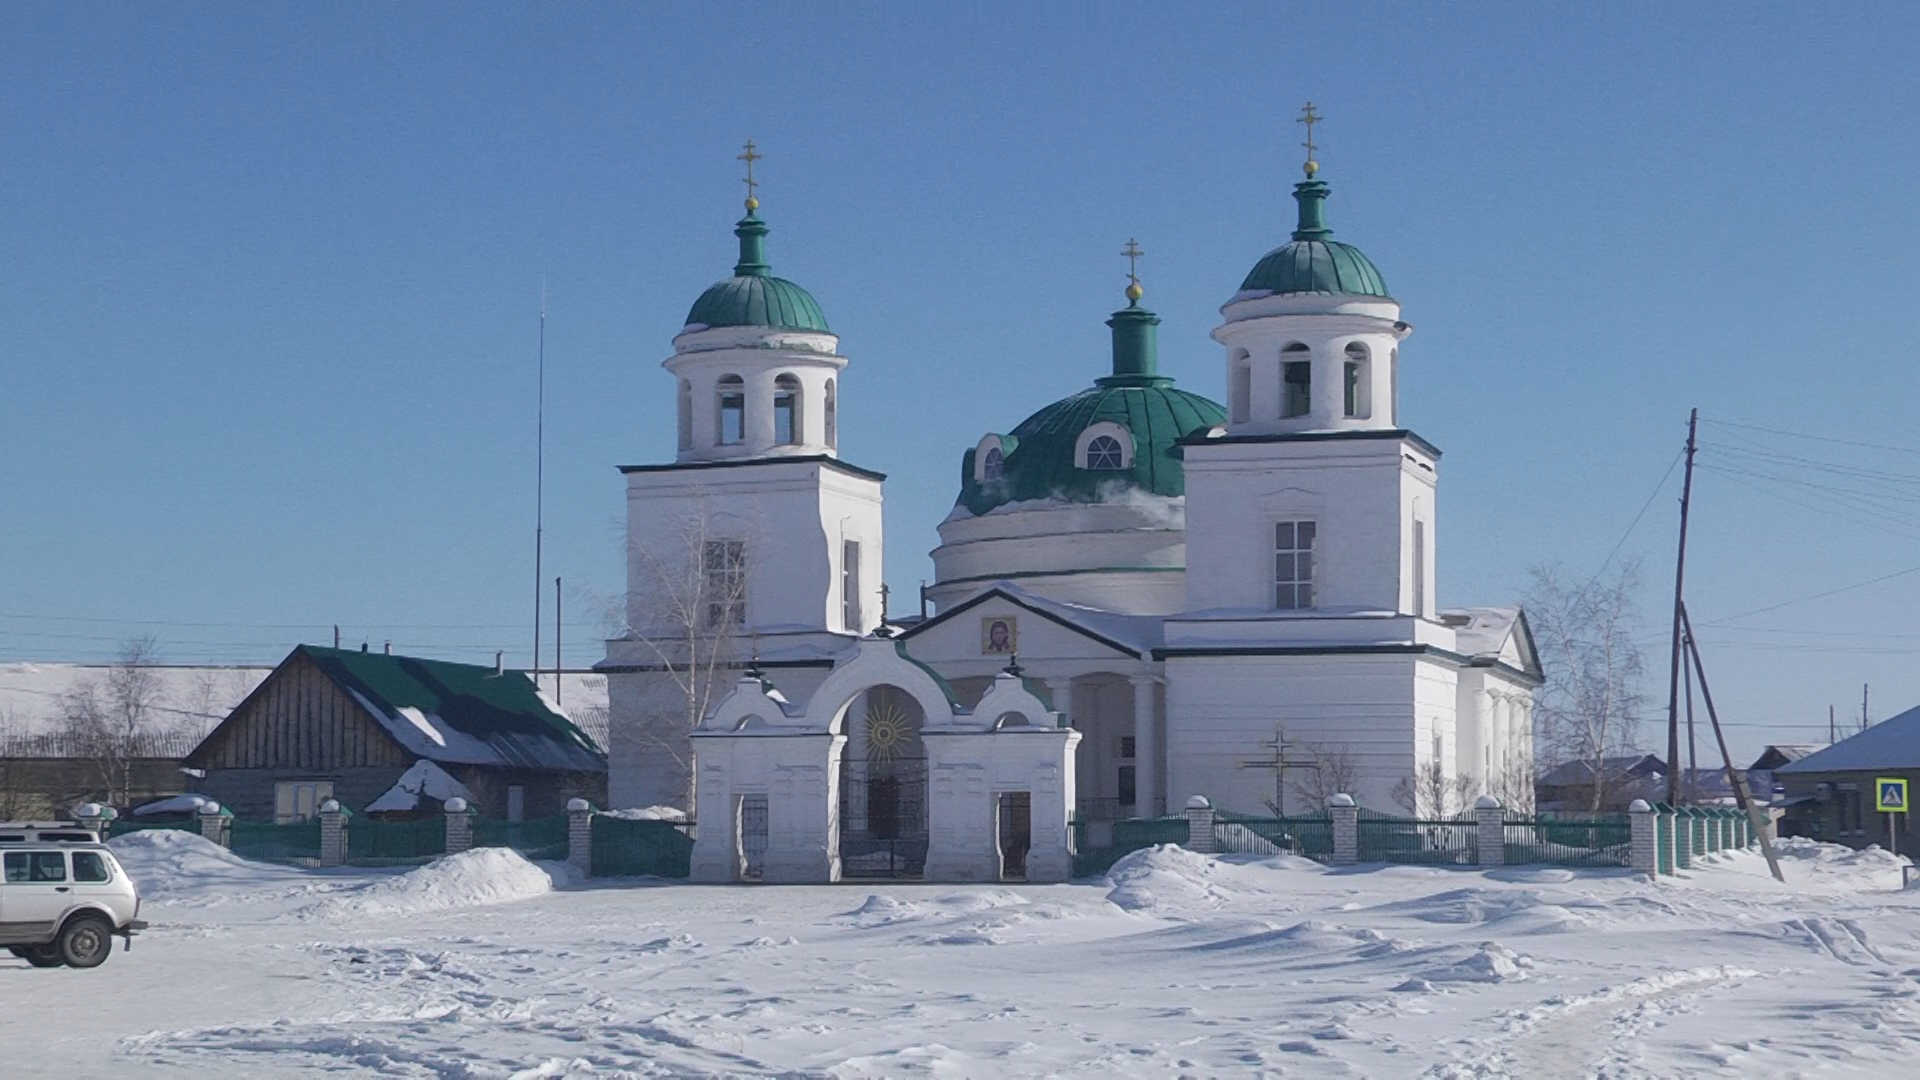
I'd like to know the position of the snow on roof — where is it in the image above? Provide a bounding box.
[1778,705,1920,773]
[1439,607,1520,659]
[365,760,476,813]
[132,793,212,817]
[0,662,272,739]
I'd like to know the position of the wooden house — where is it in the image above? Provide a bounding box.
[183,645,606,822]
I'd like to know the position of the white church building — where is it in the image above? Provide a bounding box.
[602,142,1541,884]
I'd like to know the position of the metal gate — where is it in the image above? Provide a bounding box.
[839,758,927,878]
[998,791,1031,880]
[739,793,769,881]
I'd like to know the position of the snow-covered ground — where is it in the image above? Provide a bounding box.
[7,832,1919,1077]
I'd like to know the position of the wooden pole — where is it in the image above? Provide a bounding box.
[554,575,563,706]
[1681,602,1785,882]
[1665,409,1699,806]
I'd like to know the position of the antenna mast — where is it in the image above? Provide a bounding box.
[533,280,547,689]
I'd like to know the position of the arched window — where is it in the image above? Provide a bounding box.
[676,380,692,450]
[1343,341,1371,419]
[716,375,745,445]
[774,374,802,445]
[1230,349,1251,424]
[824,378,837,449]
[982,445,1005,480]
[1084,435,1125,470]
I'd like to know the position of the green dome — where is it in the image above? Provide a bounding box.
[1238,177,1390,299]
[958,296,1225,517]
[683,211,831,333]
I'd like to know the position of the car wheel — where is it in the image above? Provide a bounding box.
[57,917,112,969]
[23,945,65,968]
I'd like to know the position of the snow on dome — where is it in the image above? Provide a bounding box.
[365,759,477,814]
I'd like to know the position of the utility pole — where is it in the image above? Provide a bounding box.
[1683,632,1698,804]
[1862,683,1870,734]
[1830,705,1836,744]
[533,282,547,679]
[554,576,563,705]
[1664,408,1699,806]
[1681,603,1785,883]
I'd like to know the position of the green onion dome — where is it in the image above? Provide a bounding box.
[684,210,831,333]
[1237,177,1389,298]
[958,293,1224,517]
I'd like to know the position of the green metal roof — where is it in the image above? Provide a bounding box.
[1238,177,1390,299]
[298,645,604,770]
[957,294,1224,516]
[684,210,831,333]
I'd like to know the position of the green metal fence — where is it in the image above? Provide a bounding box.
[1072,815,1188,878]
[1355,810,1478,865]
[1213,811,1334,862]
[473,814,569,860]
[590,815,692,878]
[229,819,323,864]
[348,815,446,865]
[1502,816,1631,866]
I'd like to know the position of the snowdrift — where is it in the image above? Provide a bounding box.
[289,848,560,921]
[109,828,269,896]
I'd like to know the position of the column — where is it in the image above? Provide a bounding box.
[1130,674,1159,818]
[567,798,594,876]
[1329,794,1359,864]
[1046,676,1077,816]
[318,800,348,867]
[1474,794,1505,866]
[1045,677,1076,730]
[198,803,229,847]
[1628,799,1658,875]
[444,798,473,854]
[1184,795,1215,853]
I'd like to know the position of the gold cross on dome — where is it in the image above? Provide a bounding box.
[738,139,762,206]
[1298,101,1322,176]
[1122,238,1144,286]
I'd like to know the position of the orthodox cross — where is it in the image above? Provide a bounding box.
[1122,238,1144,288]
[1297,101,1322,176]
[738,139,762,205]
[878,582,891,622]
[1239,726,1322,816]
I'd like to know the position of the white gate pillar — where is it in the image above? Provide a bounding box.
[1130,674,1159,818]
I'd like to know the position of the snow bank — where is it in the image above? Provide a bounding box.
[1773,837,1910,872]
[109,829,266,896]
[599,805,687,822]
[289,848,558,921]
[1105,845,1234,914]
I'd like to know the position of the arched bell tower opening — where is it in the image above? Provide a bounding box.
[835,684,929,878]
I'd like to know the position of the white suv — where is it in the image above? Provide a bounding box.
[0,824,146,969]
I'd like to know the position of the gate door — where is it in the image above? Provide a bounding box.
[738,793,769,882]
[998,791,1032,881]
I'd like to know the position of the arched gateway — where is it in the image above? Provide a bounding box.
[689,637,1079,884]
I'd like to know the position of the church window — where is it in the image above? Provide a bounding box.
[701,539,747,627]
[774,374,802,445]
[842,539,863,632]
[717,376,746,445]
[1282,361,1312,418]
[1343,342,1371,419]
[824,379,837,449]
[1274,520,1317,610]
[1084,435,1125,470]
[677,380,692,450]
[1230,350,1250,424]
[982,445,1005,480]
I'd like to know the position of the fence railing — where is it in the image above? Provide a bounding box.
[1213,811,1334,860]
[473,813,569,861]
[590,815,693,878]
[1502,817,1632,867]
[1072,815,1187,878]
[228,819,323,864]
[348,815,447,865]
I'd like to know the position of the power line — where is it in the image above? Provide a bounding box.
[1700,417,1920,458]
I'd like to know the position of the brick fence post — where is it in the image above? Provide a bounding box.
[318,800,348,867]
[198,803,229,847]
[567,798,594,876]
[1674,807,1692,870]
[1329,794,1358,865]
[72,802,109,838]
[1184,795,1215,854]
[1475,794,1506,866]
[1629,799,1658,875]
[444,798,473,854]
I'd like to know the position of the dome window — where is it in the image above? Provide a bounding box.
[1343,342,1371,420]
[1282,360,1311,419]
[676,380,693,451]
[774,374,802,445]
[1230,349,1251,425]
[1085,436,1125,470]
[716,375,746,445]
[824,379,837,449]
[982,446,1005,480]
[1074,421,1135,471]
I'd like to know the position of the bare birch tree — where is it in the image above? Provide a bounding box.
[1393,759,1477,817]
[1523,561,1647,812]
[1285,739,1362,813]
[57,636,166,807]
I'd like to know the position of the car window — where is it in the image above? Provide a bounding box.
[28,852,67,882]
[72,851,110,883]
[2,852,26,883]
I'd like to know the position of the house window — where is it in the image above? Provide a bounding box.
[774,374,801,445]
[1283,360,1312,418]
[507,785,525,823]
[716,376,745,445]
[1274,520,1317,609]
[1118,765,1137,807]
[274,780,334,825]
[824,378,837,449]
[1119,736,1136,759]
[676,380,692,450]
[842,539,863,631]
[702,539,747,627]
[1084,435,1125,470]
[981,445,1005,480]
[1343,342,1370,418]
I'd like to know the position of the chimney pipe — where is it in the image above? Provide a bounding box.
[383,641,391,655]
[495,650,504,676]
[333,625,340,648]
[361,642,369,653]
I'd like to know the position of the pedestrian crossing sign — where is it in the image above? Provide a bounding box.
[1876,777,1908,813]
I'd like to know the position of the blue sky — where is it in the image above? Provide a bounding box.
[4,3,1918,760]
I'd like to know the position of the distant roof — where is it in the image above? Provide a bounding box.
[1749,744,1821,771]
[1778,706,1920,773]
[192,646,605,772]
[1537,754,1667,788]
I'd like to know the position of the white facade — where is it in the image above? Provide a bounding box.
[604,166,1540,880]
